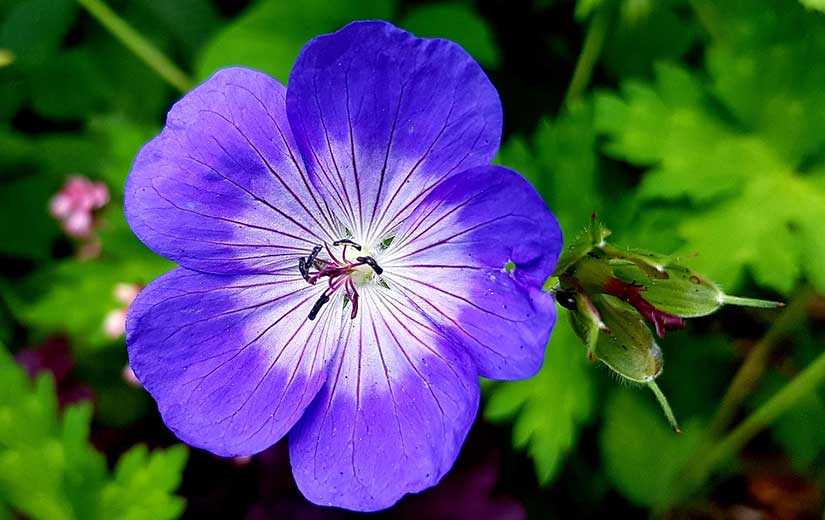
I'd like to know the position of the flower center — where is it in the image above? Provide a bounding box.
[298,239,384,321]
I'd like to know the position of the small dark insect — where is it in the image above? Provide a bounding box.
[555,289,577,310]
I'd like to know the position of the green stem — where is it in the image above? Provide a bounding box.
[75,0,193,93]
[721,295,784,309]
[662,288,815,508]
[563,5,612,107]
[708,288,814,438]
[688,345,825,490]
[648,381,680,433]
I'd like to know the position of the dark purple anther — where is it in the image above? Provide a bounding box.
[308,293,330,321]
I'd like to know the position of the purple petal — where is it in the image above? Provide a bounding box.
[126,268,343,456]
[286,20,502,245]
[289,289,479,511]
[382,165,562,380]
[125,67,338,274]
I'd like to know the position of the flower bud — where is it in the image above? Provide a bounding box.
[552,215,782,432]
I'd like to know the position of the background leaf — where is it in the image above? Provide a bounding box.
[196,0,397,83]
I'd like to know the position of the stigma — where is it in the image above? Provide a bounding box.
[298,239,384,321]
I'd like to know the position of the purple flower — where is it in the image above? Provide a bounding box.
[125,20,561,511]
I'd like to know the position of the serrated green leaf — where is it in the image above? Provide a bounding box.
[485,314,595,484]
[709,0,825,166]
[0,346,188,520]
[98,444,188,520]
[596,58,825,294]
[400,2,500,68]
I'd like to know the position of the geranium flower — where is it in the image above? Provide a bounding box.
[125,20,561,511]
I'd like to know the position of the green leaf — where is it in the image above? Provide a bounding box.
[600,388,703,506]
[138,0,221,59]
[0,346,188,520]
[485,314,595,484]
[400,2,500,68]
[10,252,172,352]
[98,445,188,520]
[497,100,601,234]
[601,0,699,80]
[29,48,108,121]
[595,61,825,294]
[88,115,158,196]
[196,0,397,84]
[0,173,60,259]
[801,0,825,12]
[0,0,76,67]
[709,0,825,166]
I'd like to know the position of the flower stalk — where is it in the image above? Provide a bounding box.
[671,322,825,504]
[564,3,613,107]
[74,0,193,93]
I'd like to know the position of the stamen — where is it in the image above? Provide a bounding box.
[356,256,383,275]
[298,240,382,321]
[306,245,322,265]
[308,293,330,320]
[333,239,362,250]
[298,257,310,282]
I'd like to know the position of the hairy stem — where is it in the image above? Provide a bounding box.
[75,0,193,92]
[563,5,612,107]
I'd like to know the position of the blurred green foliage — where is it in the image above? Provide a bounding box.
[1,0,825,517]
[0,347,188,520]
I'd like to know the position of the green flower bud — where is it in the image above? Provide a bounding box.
[551,215,783,432]
[611,259,783,318]
[588,294,663,384]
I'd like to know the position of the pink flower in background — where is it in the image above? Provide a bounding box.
[103,283,141,339]
[49,175,110,239]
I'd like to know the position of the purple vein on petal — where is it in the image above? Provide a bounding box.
[195,108,333,242]
[149,185,317,245]
[224,81,338,234]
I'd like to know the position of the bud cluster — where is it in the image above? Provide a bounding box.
[550,215,783,430]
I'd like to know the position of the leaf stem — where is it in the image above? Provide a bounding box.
[74,0,193,93]
[563,4,612,107]
[685,341,825,492]
[662,288,815,507]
